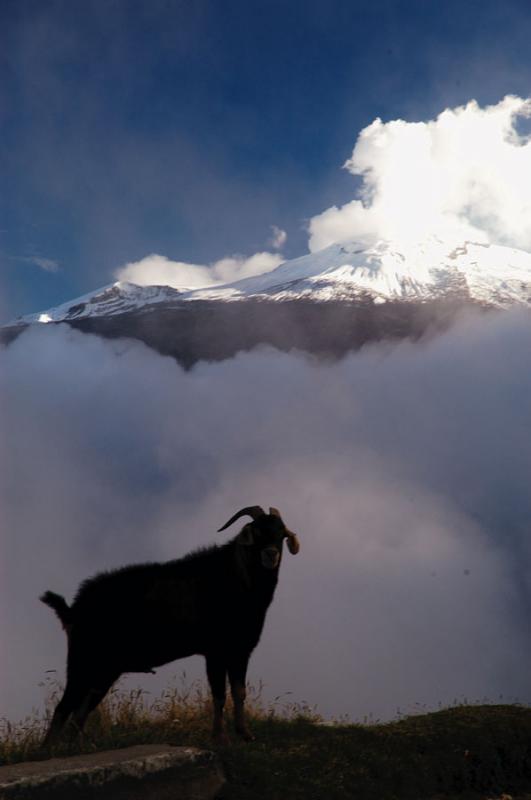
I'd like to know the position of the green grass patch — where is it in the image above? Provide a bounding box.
[2,677,531,799]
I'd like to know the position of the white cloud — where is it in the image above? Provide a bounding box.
[115,254,212,289]
[3,311,531,723]
[31,258,59,272]
[309,95,531,252]
[115,251,283,289]
[13,256,60,273]
[31,257,60,273]
[269,225,287,249]
[213,251,283,282]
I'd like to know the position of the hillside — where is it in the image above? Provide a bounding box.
[3,682,531,799]
[1,296,484,368]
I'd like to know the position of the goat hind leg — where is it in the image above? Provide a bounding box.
[42,680,88,748]
[69,674,118,738]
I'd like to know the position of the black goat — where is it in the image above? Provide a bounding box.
[40,506,300,745]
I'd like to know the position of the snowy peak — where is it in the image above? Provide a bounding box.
[16,282,185,325]
[188,238,531,306]
[9,237,531,328]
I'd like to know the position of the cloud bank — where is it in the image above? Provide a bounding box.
[2,311,531,724]
[309,95,531,252]
[115,251,283,289]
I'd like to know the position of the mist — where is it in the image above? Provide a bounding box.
[2,310,531,724]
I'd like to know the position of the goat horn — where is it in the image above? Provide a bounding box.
[217,506,266,532]
[285,531,300,555]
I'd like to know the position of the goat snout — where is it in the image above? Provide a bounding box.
[261,547,280,569]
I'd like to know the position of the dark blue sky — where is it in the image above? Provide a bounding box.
[2,0,531,319]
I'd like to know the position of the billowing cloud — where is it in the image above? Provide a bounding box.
[2,310,531,724]
[116,96,531,291]
[309,95,531,252]
[115,251,283,289]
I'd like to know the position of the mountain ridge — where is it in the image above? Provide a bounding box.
[3,237,530,367]
[8,237,531,328]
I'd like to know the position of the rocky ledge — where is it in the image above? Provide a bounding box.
[0,744,225,799]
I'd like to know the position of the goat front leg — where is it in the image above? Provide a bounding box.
[228,653,254,741]
[206,655,228,744]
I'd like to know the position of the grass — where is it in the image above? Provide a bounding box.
[2,676,531,799]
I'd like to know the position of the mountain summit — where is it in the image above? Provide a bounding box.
[189,238,531,306]
[4,238,531,366]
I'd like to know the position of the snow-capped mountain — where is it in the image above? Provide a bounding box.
[192,238,531,306]
[16,282,186,325]
[4,237,531,366]
[9,237,531,327]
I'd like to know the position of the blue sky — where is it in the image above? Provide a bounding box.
[2,0,531,319]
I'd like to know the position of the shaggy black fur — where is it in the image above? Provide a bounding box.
[40,507,299,745]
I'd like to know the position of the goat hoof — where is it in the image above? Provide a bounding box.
[212,730,231,746]
[236,727,255,742]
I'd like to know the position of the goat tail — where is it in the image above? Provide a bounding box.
[40,590,72,631]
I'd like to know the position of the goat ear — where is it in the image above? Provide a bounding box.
[237,524,255,546]
[269,507,281,517]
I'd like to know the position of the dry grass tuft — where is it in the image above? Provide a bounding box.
[0,672,321,765]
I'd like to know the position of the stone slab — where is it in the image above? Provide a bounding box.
[0,744,225,799]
